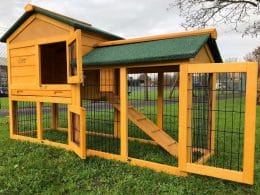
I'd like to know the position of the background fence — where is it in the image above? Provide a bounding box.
[0,41,8,128]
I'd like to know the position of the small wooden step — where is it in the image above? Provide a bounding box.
[151,129,161,133]
[168,142,177,147]
[137,117,146,121]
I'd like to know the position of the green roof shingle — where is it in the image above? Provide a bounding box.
[83,34,221,66]
[0,5,122,42]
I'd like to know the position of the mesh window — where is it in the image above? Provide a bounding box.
[188,73,246,171]
[14,101,37,138]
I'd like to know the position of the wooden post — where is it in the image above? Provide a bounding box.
[120,67,128,160]
[114,69,120,138]
[187,74,193,163]
[144,73,148,101]
[207,73,216,152]
[178,64,189,171]
[51,103,58,129]
[9,100,17,137]
[37,102,43,140]
[157,72,163,129]
[243,62,257,184]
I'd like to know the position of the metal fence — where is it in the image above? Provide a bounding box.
[0,42,8,128]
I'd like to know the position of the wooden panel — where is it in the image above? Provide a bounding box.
[11,18,69,44]
[100,68,115,92]
[10,46,35,57]
[12,75,36,84]
[10,55,35,67]
[81,70,101,100]
[190,46,212,63]
[11,65,36,76]
[11,89,71,97]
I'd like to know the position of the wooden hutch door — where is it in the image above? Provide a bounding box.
[68,105,86,159]
[66,29,83,83]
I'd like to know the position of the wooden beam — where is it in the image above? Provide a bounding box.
[178,64,189,171]
[120,67,128,159]
[243,62,258,185]
[51,103,58,130]
[157,72,163,129]
[96,28,217,47]
[37,102,43,140]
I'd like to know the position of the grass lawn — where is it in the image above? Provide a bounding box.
[0,97,8,109]
[0,105,259,193]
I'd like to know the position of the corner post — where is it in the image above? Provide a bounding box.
[178,64,189,173]
[37,102,43,140]
[243,62,257,184]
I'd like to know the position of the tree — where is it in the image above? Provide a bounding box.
[244,46,260,103]
[168,0,260,36]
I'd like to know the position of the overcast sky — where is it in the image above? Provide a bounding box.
[0,0,259,60]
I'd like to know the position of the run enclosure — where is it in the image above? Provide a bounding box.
[11,63,257,185]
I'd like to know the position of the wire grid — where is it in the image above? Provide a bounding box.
[42,103,51,129]
[188,72,246,171]
[163,72,179,140]
[0,42,8,111]
[57,104,68,129]
[127,71,178,166]
[128,73,157,140]
[15,101,37,138]
[42,103,68,144]
[82,69,120,154]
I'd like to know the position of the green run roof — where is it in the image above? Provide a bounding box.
[83,34,222,66]
[0,5,122,42]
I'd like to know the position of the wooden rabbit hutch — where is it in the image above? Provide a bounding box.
[0,4,257,184]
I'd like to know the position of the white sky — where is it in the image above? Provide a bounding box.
[0,0,259,61]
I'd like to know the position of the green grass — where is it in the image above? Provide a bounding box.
[0,104,259,193]
[0,97,8,109]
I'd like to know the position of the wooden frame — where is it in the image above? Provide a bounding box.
[66,29,83,84]
[182,62,257,185]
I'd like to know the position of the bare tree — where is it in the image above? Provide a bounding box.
[244,46,260,103]
[168,0,260,36]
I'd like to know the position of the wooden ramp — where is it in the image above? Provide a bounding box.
[105,93,178,158]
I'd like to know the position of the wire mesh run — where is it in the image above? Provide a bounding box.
[57,104,68,129]
[14,101,37,138]
[127,71,179,166]
[81,69,120,154]
[42,103,68,144]
[188,72,246,171]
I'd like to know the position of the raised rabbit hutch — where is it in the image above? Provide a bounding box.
[0,4,257,184]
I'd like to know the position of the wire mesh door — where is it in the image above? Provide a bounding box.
[179,63,257,184]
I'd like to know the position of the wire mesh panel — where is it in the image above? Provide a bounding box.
[188,72,246,171]
[43,103,68,144]
[58,104,68,129]
[127,71,179,166]
[163,72,179,142]
[14,101,37,138]
[42,103,51,129]
[128,73,158,140]
[81,69,120,154]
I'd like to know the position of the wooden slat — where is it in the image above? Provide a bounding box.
[187,63,248,73]
[243,62,257,185]
[120,67,128,159]
[97,28,217,47]
[10,46,35,57]
[11,89,71,97]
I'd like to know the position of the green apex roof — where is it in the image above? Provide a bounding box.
[0,5,122,42]
[83,34,222,66]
